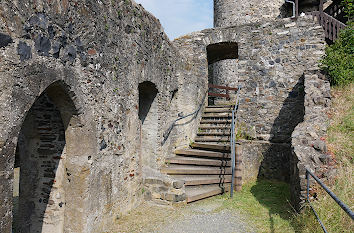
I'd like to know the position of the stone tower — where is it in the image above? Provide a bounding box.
[214,0,286,27]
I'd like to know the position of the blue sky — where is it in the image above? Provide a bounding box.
[135,0,213,40]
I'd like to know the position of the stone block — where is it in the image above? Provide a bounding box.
[172,180,184,189]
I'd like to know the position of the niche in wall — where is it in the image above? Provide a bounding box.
[12,81,82,233]
[138,81,159,170]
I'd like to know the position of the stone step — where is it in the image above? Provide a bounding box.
[204,107,232,113]
[200,119,232,124]
[175,149,230,159]
[202,112,232,118]
[166,156,231,167]
[195,136,231,143]
[161,165,232,175]
[199,125,231,130]
[197,131,231,136]
[190,142,230,152]
[186,184,230,203]
[172,175,232,186]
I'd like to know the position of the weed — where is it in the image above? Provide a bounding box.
[189,139,194,146]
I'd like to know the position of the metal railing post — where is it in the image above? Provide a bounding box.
[295,0,299,18]
[305,168,354,232]
[230,110,235,197]
[230,86,241,197]
[320,0,324,25]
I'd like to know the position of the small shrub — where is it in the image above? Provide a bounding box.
[342,0,354,20]
[321,23,354,86]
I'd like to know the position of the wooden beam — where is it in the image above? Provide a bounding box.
[208,92,230,98]
[208,84,238,91]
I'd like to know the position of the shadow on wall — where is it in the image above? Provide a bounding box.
[279,2,294,18]
[138,81,158,124]
[248,76,306,232]
[257,75,305,182]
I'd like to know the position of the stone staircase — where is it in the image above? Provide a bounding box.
[162,103,234,203]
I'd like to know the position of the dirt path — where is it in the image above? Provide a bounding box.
[114,198,255,233]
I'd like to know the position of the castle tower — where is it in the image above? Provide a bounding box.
[210,0,290,88]
[214,0,286,27]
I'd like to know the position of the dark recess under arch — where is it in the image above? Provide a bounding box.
[138,81,158,124]
[206,42,238,65]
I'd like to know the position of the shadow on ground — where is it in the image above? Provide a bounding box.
[252,77,306,232]
[250,179,304,233]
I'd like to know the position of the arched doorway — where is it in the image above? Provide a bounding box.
[206,42,239,105]
[12,81,79,233]
[138,81,159,170]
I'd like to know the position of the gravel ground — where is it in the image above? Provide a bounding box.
[115,198,255,233]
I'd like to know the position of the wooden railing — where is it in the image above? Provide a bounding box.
[290,0,347,41]
[308,11,347,41]
[208,84,238,100]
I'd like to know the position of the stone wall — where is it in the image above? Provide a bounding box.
[0,1,205,232]
[174,16,326,185]
[291,69,333,211]
[214,0,286,27]
[239,140,292,183]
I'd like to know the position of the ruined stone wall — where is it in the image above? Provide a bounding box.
[172,33,209,149]
[174,16,326,183]
[291,69,333,211]
[0,1,205,232]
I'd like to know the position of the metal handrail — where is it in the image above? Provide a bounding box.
[306,168,354,232]
[230,86,241,198]
[161,91,207,145]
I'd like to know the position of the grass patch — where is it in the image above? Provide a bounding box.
[216,180,298,232]
[294,84,354,233]
[327,83,354,162]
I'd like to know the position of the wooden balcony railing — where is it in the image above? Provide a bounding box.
[308,11,347,41]
[291,0,347,41]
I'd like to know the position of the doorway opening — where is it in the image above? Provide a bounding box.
[207,42,238,104]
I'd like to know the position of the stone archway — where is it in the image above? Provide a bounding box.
[11,80,91,233]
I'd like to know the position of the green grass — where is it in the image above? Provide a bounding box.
[215,175,353,232]
[295,84,354,233]
[327,84,354,161]
[216,180,298,233]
